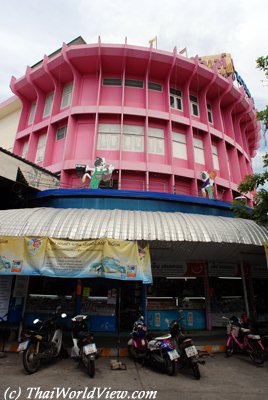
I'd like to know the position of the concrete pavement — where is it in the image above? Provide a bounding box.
[1,352,268,400]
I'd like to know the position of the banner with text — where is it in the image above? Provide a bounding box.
[264,242,268,269]
[0,237,152,284]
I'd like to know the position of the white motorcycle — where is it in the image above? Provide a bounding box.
[71,314,98,378]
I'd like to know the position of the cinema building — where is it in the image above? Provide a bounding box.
[0,37,267,333]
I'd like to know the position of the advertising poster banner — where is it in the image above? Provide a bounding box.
[264,242,268,268]
[0,236,152,283]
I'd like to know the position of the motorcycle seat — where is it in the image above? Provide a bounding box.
[241,328,250,333]
[247,334,261,340]
[154,333,172,340]
[22,329,47,337]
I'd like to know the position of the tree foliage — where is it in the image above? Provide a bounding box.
[232,57,268,223]
[256,56,268,133]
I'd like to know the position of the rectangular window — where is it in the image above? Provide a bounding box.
[148,82,162,91]
[172,132,187,159]
[170,87,183,111]
[103,78,122,86]
[148,127,165,155]
[35,133,46,163]
[56,126,67,141]
[21,141,29,159]
[193,137,205,164]
[190,94,199,116]
[123,125,144,152]
[43,92,54,118]
[125,79,143,88]
[97,123,120,150]
[28,101,36,125]
[207,103,213,124]
[212,144,219,170]
[60,82,73,109]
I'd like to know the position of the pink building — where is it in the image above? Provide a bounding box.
[11,37,260,204]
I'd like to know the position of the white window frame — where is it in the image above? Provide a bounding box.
[212,144,219,170]
[123,124,144,152]
[193,137,205,164]
[21,140,29,159]
[28,101,36,125]
[172,132,187,160]
[103,78,122,86]
[148,127,165,155]
[125,79,144,88]
[97,123,120,150]
[170,88,183,111]
[56,126,67,141]
[207,103,213,124]
[43,92,54,118]
[190,95,199,117]
[35,133,46,163]
[60,82,73,109]
[148,82,162,92]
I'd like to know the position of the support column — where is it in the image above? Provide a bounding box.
[203,264,212,330]
[240,260,250,317]
[141,284,148,324]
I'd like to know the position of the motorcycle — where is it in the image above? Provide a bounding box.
[128,315,148,360]
[18,307,67,374]
[70,314,98,378]
[128,315,179,375]
[146,332,179,375]
[169,315,204,380]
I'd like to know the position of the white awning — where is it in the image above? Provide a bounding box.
[0,207,267,264]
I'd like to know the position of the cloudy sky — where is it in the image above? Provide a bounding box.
[0,0,267,167]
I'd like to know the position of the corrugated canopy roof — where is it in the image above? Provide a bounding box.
[0,208,267,264]
[0,207,267,243]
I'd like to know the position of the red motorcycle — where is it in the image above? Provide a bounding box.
[128,316,148,360]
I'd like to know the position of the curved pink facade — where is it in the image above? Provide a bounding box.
[11,41,261,203]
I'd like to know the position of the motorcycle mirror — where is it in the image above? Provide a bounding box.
[61,313,67,318]
[33,318,40,324]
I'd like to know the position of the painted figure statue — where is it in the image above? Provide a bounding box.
[82,157,114,189]
[200,170,216,199]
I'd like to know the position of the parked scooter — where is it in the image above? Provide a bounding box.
[71,314,98,378]
[128,315,179,375]
[169,315,204,380]
[146,332,179,375]
[18,307,67,374]
[128,315,148,360]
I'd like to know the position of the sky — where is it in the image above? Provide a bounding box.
[0,0,267,169]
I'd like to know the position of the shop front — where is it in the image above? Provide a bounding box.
[0,207,268,339]
[147,262,207,330]
[0,235,152,336]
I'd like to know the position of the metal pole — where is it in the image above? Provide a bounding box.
[116,287,121,361]
[240,260,250,317]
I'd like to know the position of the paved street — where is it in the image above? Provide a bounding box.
[0,352,268,400]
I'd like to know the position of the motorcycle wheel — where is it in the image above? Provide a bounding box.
[165,358,176,376]
[225,337,234,357]
[88,358,95,378]
[59,346,69,359]
[191,361,200,380]
[128,344,138,358]
[23,343,41,374]
[247,340,265,365]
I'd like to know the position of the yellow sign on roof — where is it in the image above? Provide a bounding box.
[198,53,235,78]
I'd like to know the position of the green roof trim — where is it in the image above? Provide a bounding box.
[31,36,87,69]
